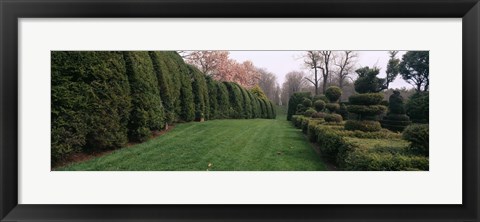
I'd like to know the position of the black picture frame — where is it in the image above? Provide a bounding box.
[1,0,479,221]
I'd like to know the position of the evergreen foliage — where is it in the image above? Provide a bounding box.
[286,92,311,120]
[380,90,411,132]
[123,51,165,142]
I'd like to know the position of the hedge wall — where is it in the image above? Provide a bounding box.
[224,82,244,119]
[52,51,132,162]
[216,82,230,119]
[188,65,209,121]
[148,51,176,124]
[51,51,277,163]
[123,51,165,142]
[206,76,218,119]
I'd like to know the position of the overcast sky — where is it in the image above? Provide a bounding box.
[228,51,412,89]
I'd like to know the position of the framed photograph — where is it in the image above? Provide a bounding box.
[1,0,479,221]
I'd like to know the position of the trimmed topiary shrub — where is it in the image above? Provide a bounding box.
[303,98,313,108]
[264,99,274,119]
[292,115,307,128]
[216,82,230,119]
[52,51,90,162]
[52,51,132,159]
[406,92,429,123]
[301,117,310,134]
[337,103,349,120]
[348,93,384,105]
[304,108,316,117]
[307,119,326,142]
[206,76,218,119]
[346,87,385,131]
[343,150,429,171]
[347,105,387,116]
[224,82,244,119]
[311,111,327,119]
[325,86,342,102]
[403,124,429,156]
[247,91,259,118]
[344,120,382,132]
[326,103,340,113]
[287,92,311,120]
[296,104,306,114]
[188,65,209,121]
[315,125,355,165]
[123,51,165,142]
[381,90,411,132]
[269,100,276,119]
[313,94,329,103]
[314,100,326,112]
[238,85,253,119]
[148,51,176,124]
[167,52,195,122]
[324,114,343,123]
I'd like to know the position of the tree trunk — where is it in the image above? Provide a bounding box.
[314,68,318,95]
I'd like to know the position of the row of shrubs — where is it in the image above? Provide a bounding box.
[51,51,276,163]
[287,91,429,125]
[291,115,429,170]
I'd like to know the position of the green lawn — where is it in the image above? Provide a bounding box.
[57,107,326,171]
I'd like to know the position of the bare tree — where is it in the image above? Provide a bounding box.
[281,71,307,105]
[257,68,278,102]
[302,51,322,95]
[318,51,334,94]
[334,51,357,89]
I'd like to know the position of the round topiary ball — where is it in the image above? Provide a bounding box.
[325,86,342,102]
[303,98,313,108]
[313,94,329,103]
[304,108,316,117]
[314,100,326,112]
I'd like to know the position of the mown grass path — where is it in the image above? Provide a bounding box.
[58,109,326,171]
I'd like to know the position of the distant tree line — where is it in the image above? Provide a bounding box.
[281,51,429,105]
[52,51,276,163]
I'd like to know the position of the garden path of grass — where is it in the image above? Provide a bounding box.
[57,108,327,171]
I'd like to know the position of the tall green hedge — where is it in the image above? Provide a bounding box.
[224,82,244,118]
[167,52,195,122]
[248,92,260,118]
[123,51,165,142]
[206,76,218,119]
[52,51,132,162]
[148,51,175,124]
[188,65,209,120]
[216,82,230,118]
[52,52,90,162]
[238,85,253,119]
[51,51,277,162]
[269,100,276,119]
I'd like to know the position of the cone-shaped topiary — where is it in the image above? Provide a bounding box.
[380,90,411,132]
